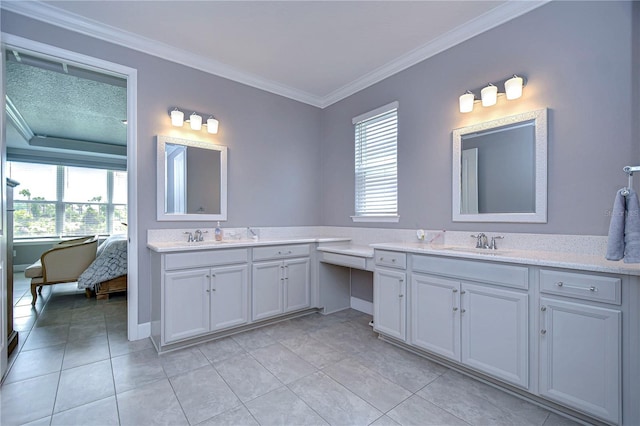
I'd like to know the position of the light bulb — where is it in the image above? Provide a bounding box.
[170,109,184,127]
[481,84,498,107]
[190,113,202,130]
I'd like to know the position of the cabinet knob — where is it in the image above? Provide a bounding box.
[453,307,458,311]
[212,288,216,291]
[461,309,466,313]
[460,290,466,295]
[555,281,563,287]
[379,257,384,261]
[205,289,210,293]
[540,306,546,312]
[391,259,396,263]
[399,294,404,298]
[589,286,597,292]
[452,289,458,293]
[206,275,210,278]
[540,329,547,335]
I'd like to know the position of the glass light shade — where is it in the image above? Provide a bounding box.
[505,75,524,100]
[459,92,475,113]
[190,113,202,130]
[170,109,184,127]
[481,84,498,107]
[206,117,219,134]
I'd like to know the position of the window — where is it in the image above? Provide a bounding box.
[9,162,127,238]
[352,101,399,222]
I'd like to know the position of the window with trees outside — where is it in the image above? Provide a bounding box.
[8,162,127,239]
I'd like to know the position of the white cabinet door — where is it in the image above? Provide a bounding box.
[374,268,406,341]
[461,283,529,388]
[252,260,284,321]
[210,264,249,331]
[411,274,460,361]
[284,258,310,313]
[539,298,621,424]
[164,268,210,343]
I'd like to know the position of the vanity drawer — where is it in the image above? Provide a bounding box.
[375,250,407,269]
[165,248,248,270]
[539,269,621,305]
[412,255,528,290]
[252,244,310,261]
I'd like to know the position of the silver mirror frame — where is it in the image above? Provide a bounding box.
[452,108,547,223]
[156,135,228,221]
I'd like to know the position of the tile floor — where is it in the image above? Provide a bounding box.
[1,274,580,426]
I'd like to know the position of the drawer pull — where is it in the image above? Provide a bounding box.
[540,329,547,335]
[556,281,598,292]
[540,306,546,312]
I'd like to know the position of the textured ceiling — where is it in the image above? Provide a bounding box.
[5,51,127,158]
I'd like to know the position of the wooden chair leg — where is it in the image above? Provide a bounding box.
[31,283,38,306]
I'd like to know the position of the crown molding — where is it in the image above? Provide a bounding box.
[318,0,550,108]
[2,0,550,109]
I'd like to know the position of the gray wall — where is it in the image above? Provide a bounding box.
[2,11,323,323]
[320,1,637,236]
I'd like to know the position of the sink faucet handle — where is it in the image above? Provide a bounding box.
[489,235,504,250]
[184,231,194,242]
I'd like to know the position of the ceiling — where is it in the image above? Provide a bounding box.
[4,0,548,108]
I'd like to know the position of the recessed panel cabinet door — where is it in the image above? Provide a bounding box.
[411,274,460,361]
[284,258,310,313]
[374,268,406,341]
[461,283,529,388]
[539,298,621,424]
[252,261,284,321]
[163,268,210,344]
[210,264,249,331]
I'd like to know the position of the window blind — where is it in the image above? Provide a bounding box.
[354,102,398,218]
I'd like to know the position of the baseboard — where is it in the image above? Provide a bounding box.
[131,321,151,340]
[350,296,373,315]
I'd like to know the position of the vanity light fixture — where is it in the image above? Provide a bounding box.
[168,107,219,134]
[458,74,527,113]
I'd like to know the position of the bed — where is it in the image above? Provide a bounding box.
[77,234,128,299]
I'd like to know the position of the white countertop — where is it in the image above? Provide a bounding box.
[147,237,350,253]
[371,242,640,276]
[316,244,374,258]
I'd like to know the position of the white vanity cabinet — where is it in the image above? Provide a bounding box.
[538,269,622,424]
[252,244,311,321]
[409,255,529,389]
[152,248,249,347]
[373,250,407,341]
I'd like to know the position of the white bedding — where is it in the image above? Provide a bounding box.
[77,234,127,291]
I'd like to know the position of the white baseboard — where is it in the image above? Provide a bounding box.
[130,322,151,340]
[350,297,373,315]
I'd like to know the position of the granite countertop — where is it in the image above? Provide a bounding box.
[147,237,351,253]
[371,242,640,276]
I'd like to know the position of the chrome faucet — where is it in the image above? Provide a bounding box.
[471,233,488,249]
[194,229,207,242]
[184,231,195,243]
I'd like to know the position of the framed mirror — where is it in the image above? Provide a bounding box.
[452,109,547,223]
[157,135,227,221]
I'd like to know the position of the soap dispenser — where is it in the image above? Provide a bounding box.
[215,221,223,241]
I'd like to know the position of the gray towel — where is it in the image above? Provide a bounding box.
[623,189,640,263]
[606,189,626,261]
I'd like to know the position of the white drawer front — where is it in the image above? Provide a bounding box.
[412,255,528,290]
[375,250,407,269]
[165,249,248,270]
[539,269,621,305]
[320,252,367,270]
[252,244,310,261]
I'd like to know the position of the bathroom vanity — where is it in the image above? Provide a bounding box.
[369,242,639,426]
[148,231,639,425]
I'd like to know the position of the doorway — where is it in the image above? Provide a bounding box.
[1,34,138,379]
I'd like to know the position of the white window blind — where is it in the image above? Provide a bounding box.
[353,101,398,221]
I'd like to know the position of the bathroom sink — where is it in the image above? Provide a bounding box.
[439,246,510,255]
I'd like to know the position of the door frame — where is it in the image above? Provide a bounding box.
[1,34,140,346]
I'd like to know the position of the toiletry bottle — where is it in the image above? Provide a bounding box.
[215,221,223,241]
